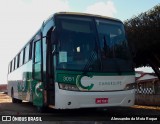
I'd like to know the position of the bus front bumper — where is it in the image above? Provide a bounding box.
[54,83,135,109]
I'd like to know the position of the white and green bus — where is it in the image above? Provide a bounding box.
[8,12,135,111]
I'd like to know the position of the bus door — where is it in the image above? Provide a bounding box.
[46,30,55,107]
[32,38,44,107]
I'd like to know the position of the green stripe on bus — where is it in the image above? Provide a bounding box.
[56,70,135,84]
[56,70,135,76]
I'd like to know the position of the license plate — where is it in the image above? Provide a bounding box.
[95,98,108,104]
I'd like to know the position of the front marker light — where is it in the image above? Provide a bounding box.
[124,83,136,90]
[59,83,79,91]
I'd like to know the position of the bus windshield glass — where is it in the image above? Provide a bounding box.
[56,16,100,71]
[96,19,133,73]
[55,16,133,73]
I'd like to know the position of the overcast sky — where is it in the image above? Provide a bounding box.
[0,0,159,84]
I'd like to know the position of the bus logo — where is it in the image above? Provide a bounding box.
[76,75,94,91]
[35,82,42,97]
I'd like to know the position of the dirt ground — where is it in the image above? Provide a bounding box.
[0,92,38,115]
[0,92,11,103]
[0,92,160,123]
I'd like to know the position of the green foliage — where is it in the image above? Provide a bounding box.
[124,4,160,67]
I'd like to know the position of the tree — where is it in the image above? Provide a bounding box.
[124,4,160,78]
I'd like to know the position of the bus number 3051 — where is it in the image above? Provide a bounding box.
[63,76,75,82]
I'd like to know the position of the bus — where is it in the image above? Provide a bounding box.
[8,12,135,111]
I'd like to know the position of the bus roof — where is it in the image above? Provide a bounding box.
[9,12,122,63]
[53,12,122,23]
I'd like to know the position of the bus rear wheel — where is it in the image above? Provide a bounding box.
[11,88,22,103]
[12,97,17,103]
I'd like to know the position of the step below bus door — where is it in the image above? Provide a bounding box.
[48,81,55,107]
[32,39,44,107]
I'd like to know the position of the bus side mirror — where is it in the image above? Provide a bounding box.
[51,27,58,44]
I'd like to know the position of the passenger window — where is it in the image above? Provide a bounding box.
[29,41,33,59]
[34,41,41,63]
[23,47,25,63]
[33,40,42,80]
[14,56,17,69]
[25,44,29,63]
[14,57,16,70]
[17,54,20,68]
[19,50,24,66]
[12,59,15,71]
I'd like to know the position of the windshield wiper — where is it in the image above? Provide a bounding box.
[82,51,97,75]
[82,39,99,75]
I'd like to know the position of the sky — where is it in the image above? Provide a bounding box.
[0,0,159,84]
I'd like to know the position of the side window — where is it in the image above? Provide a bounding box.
[14,57,16,70]
[17,54,20,68]
[12,59,15,71]
[15,55,19,68]
[34,41,41,63]
[10,61,12,72]
[33,40,42,80]
[24,44,29,63]
[19,50,24,66]
[29,41,33,60]
[23,48,25,64]
[15,57,17,69]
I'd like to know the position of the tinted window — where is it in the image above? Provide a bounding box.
[14,57,16,70]
[17,54,20,68]
[19,50,24,66]
[24,44,29,63]
[14,57,17,69]
[56,16,99,71]
[10,61,12,72]
[11,59,14,71]
[29,41,33,59]
[96,19,133,72]
[33,40,42,80]
[35,41,41,63]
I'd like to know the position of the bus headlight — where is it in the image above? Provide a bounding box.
[124,83,136,90]
[59,83,79,91]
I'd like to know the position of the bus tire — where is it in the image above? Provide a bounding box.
[12,98,17,103]
[11,88,22,103]
[11,88,17,103]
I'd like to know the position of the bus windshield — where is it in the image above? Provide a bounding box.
[55,16,133,73]
[96,19,133,73]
